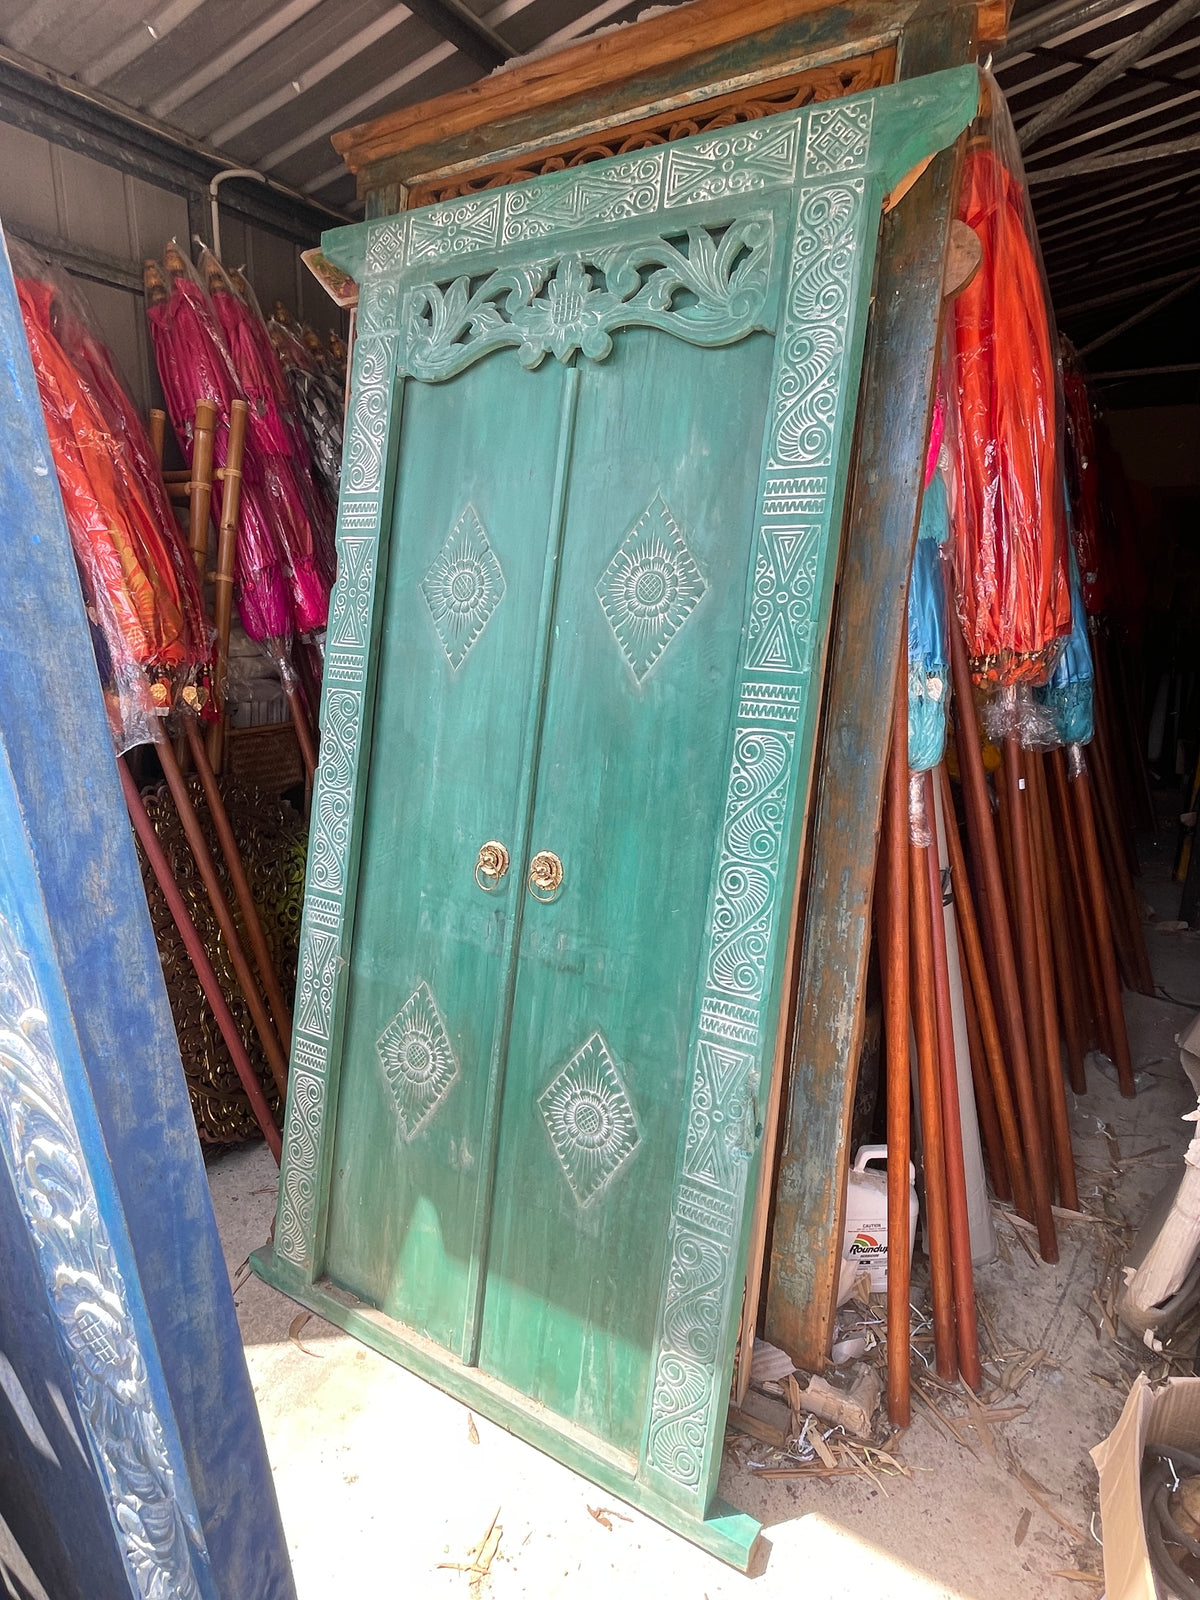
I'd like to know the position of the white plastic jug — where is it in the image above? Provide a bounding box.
[839,1145,918,1297]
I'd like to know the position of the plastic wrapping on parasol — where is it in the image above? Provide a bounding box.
[909,470,952,772]
[1061,349,1107,619]
[947,121,1071,687]
[16,275,194,741]
[1035,524,1094,748]
[267,305,344,506]
[200,247,333,617]
[144,244,293,644]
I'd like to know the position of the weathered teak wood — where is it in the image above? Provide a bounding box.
[0,228,294,1600]
[335,0,1003,207]
[763,10,976,1370]
[255,68,978,1567]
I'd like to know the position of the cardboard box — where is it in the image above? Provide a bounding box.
[1091,1373,1200,1600]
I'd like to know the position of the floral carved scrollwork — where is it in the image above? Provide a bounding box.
[401,217,775,381]
[0,914,209,1598]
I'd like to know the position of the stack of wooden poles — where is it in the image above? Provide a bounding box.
[120,396,294,1160]
[880,607,1151,1427]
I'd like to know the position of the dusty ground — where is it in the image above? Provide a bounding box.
[209,836,1200,1599]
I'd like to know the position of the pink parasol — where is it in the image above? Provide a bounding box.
[144,242,294,645]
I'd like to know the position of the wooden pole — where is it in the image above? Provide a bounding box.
[1048,746,1112,1057]
[884,666,912,1427]
[923,770,981,1391]
[188,398,217,584]
[183,716,293,1053]
[1030,752,1087,1093]
[207,398,247,775]
[1018,745,1079,1210]
[958,910,1011,1201]
[119,758,281,1160]
[939,765,1031,1219]
[157,739,290,1101]
[1069,744,1137,1096]
[909,772,958,1383]
[949,615,1057,1260]
[1001,736,1055,1158]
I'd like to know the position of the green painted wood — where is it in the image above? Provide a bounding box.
[256,65,979,1564]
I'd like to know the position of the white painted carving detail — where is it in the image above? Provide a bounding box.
[308,688,361,894]
[0,914,210,1598]
[376,981,460,1140]
[343,337,394,494]
[402,219,774,381]
[501,154,666,243]
[276,1067,325,1268]
[328,535,374,651]
[596,493,707,683]
[664,121,798,207]
[803,99,874,176]
[421,504,506,671]
[539,1033,640,1206]
[410,193,503,262]
[771,183,863,471]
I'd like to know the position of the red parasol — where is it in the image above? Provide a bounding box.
[948,142,1071,686]
[17,274,197,732]
[144,243,294,646]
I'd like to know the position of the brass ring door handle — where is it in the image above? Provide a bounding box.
[475,840,510,891]
[527,850,563,902]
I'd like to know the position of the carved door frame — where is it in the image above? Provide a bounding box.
[256,66,978,1568]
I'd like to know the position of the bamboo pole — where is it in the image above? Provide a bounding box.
[207,398,247,774]
[120,758,281,1160]
[909,773,958,1383]
[148,408,166,464]
[938,765,1032,1219]
[183,716,293,1053]
[884,666,912,1427]
[923,770,981,1391]
[1069,745,1137,1096]
[188,397,217,583]
[157,739,290,1100]
[949,616,1057,1261]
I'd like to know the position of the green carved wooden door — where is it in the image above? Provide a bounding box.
[256,67,977,1568]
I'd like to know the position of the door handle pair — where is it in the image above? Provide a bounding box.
[475,841,563,902]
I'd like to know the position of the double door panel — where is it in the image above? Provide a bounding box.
[326,325,775,1462]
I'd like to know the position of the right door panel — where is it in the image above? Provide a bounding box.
[478,326,777,1455]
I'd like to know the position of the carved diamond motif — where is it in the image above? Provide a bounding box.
[803,100,874,176]
[596,493,707,683]
[377,981,459,1141]
[539,1033,640,1206]
[421,505,505,671]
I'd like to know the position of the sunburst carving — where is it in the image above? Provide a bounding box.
[421,504,505,670]
[376,981,459,1140]
[596,493,707,682]
[539,1032,640,1206]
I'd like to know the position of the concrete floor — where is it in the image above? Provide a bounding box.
[208,831,1200,1599]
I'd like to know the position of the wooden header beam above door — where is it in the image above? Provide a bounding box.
[333,0,1007,207]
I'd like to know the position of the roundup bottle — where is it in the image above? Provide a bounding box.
[840,1145,919,1297]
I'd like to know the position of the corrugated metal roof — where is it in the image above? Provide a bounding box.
[0,0,1196,393]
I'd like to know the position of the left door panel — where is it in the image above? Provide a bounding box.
[324,352,570,1353]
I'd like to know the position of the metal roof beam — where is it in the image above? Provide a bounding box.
[1028,127,1200,177]
[999,0,1156,58]
[1077,268,1200,351]
[1018,0,1200,148]
[1056,264,1200,313]
[402,0,513,68]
